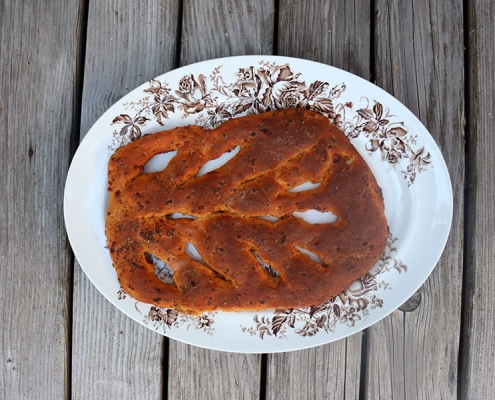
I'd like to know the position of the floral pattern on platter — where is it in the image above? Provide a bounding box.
[143,306,216,335]
[342,101,432,186]
[133,299,216,335]
[109,61,417,339]
[117,289,216,335]
[109,61,431,186]
[241,233,406,339]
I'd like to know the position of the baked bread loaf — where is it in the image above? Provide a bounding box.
[106,108,388,313]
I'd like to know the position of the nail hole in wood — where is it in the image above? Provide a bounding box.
[398,289,421,312]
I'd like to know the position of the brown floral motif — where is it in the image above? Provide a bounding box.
[175,73,215,116]
[144,79,169,96]
[112,113,149,144]
[131,300,216,335]
[241,233,407,339]
[112,61,429,188]
[112,62,431,187]
[195,314,215,332]
[347,100,432,186]
[117,288,217,335]
[117,287,127,300]
[146,306,179,328]
[202,62,345,128]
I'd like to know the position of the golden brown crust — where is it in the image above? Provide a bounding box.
[106,109,388,313]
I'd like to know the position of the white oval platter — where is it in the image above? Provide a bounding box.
[64,56,452,353]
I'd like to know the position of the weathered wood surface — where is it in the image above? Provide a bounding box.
[267,2,371,399]
[169,344,262,399]
[180,0,275,67]
[2,0,494,398]
[72,273,164,399]
[365,1,465,399]
[0,0,83,398]
[266,335,364,400]
[461,0,495,398]
[72,0,180,398]
[278,0,372,81]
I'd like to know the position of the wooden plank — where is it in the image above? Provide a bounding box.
[71,0,180,398]
[278,0,372,81]
[180,0,275,66]
[72,267,164,399]
[461,0,495,397]
[266,336,363,400]
[169,344,262,399]
[266,2,371,399]
[165,1,276,398]
[0,0,83,397]
[365,1,465,398]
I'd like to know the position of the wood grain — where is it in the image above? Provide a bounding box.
[169,343,261,399]
[165,1,275,398]
[365,0,465,398]
[1,0,492,397]
[461,0,495,397]
[80,0,181,137]
[278,0,372,80]
[71,0,180,398]
[0,0,83,397]
[266,2,371,399]
[267,336,363,400]
[180,0,275,66]
[72,264,164,399]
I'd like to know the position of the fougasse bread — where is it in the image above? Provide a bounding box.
[105,108,388,313]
